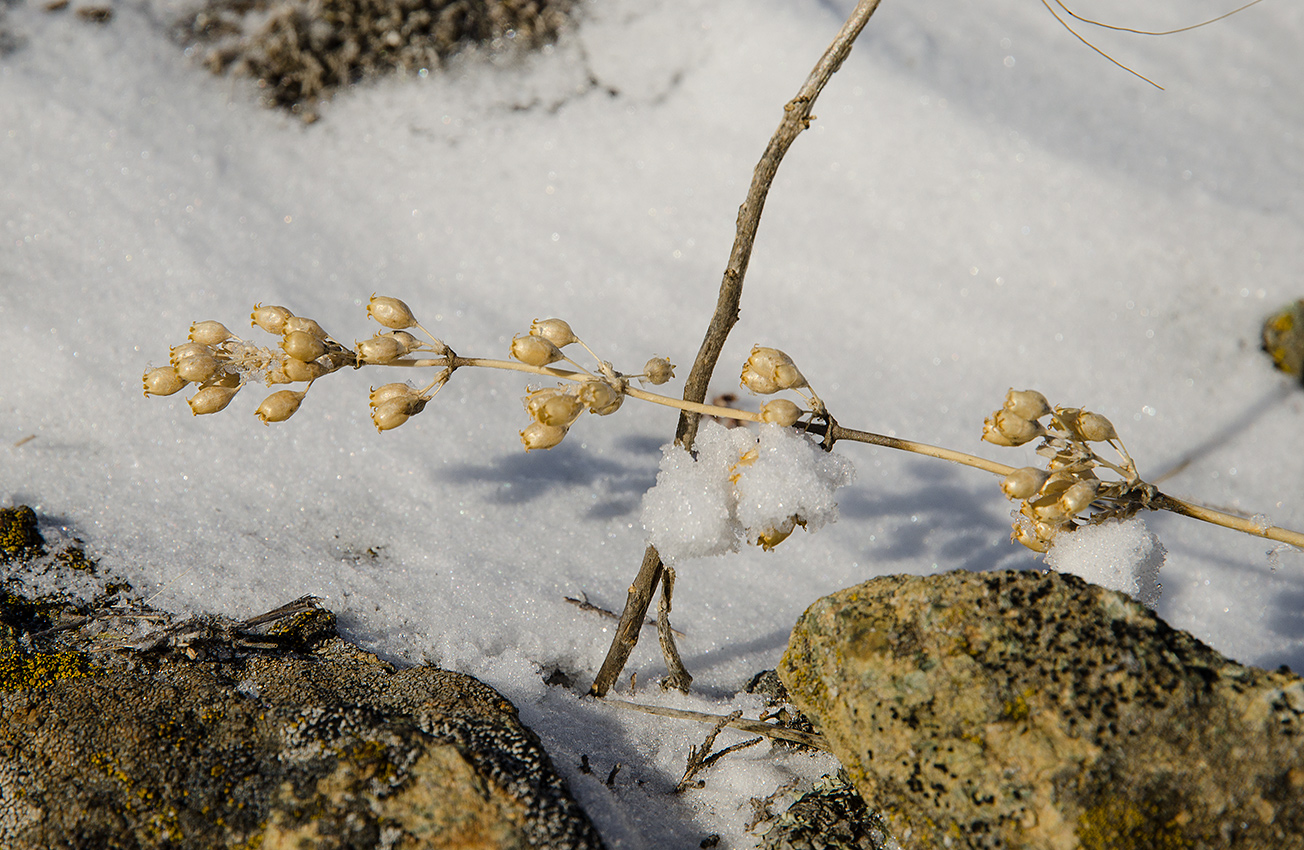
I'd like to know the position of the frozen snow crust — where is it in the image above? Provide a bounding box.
[642,421,855,562]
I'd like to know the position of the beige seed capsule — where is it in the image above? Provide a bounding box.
[356,335,405,364]
[250,304,294,335]
[760,399,803,427]
[642,357,675,386]
[1003,389,1051,421]
[174,354,221,384]
[520,422,569,451]
[529,318,578,348]
[367,294,418,330]
[1000,467,1051,500]
[169,342,212,365]
[1077,411,1118,443]
[281,330,327,363]
[187,385,239,415]
[282,357,328,383]
[282,316,329,340]
[188,321,233,346]
[142,366,188,397]
[370,383,421,407]
[1057,480,1100,516]
[992,410,1045,446]
[577,379,623,415]
[255,389,307,424]
[510,334,564,367]
[534,393,584,427]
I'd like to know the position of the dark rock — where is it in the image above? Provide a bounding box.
[778,569,1304,850]
[183,0,578,116]
[756,772,894,850]
[0,512,605,850]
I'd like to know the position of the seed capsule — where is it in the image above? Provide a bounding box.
[282,358,329,382]
[760,399,803,427]
[520,422,568,451]
[990,410,1045,446]
[1011,522,1050,553]
[281,330,327,363]
[533,392,583,427]
[529,318,578,348]
[577,379,623,415]
[282,316,329,340]
[251,304,294,335]
[1001,467,1051,500]
[642,357,675,386]
[189,321,233,346]
[174,354,221,384]
[510,335,564,367]
[1057,480,1100,516]
[741,346,806,394]
[370,383,421,407]
[187,385,239,415]
[370,395,427,432]
[367,294,418,330]
[1004,389,1051,421]
[356,335,406,364]
[169,342,212,365]
[142,366,188,397]
[1077,411,1118,443]
[255,389,307,424]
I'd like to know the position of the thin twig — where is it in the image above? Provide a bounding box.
[676,710,763,792]
[656,567,693,692]
[602,698,829,750]
[588,0,886,699]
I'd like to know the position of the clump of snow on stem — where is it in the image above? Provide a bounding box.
[641,421,855,563]
[1045,517,1165,607]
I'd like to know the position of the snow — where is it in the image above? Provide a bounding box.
[4,0,1304,845]
[1045,516,1166,607]
[641,421,855,562]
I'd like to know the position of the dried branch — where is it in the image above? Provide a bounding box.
[588,0,886,699]
[601,698,829,751]
[676,710,763,792]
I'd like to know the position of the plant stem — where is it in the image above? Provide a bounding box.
[1153,494,1304,549]
[824,423,1016,477]
[589,0,886,699]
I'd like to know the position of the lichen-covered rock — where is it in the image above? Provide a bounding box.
[756,772,894,850]
[0,532,605,850]
[778,570,1304,850]
[184,0,577,116]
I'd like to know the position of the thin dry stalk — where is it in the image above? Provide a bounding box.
[675,710,764,792]
[587,0,885,699]
[656,567,693,692]
[601,698,829,750]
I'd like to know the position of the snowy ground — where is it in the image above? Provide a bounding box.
[4,0,1303,846]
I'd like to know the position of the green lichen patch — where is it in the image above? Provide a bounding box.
[0,506,44,563]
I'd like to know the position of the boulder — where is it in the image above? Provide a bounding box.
[0,506,605,850]
[779,569,1304,850]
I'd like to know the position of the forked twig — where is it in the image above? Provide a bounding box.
[587,0,886,699]
[601,698,829,750]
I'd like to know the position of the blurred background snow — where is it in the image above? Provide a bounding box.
[3,0,1303,845]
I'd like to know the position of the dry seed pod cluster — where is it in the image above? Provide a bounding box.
[738,345,822,424]
[143,295,449,430]
[512,318,677,451]
[983,388,1156,552]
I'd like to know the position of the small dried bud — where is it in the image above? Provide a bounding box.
[743,346,807,393]
[201,371,242,389]
[642,357,675,386]
[760,399,803,427]
[530,318,578,348]
[524,387,564,419]
[510,334,564,367]
[577,379,623,415]
[367,294,418,330]
[1011,522,1051,553]
[756,517,799,551]
[255,389,307,424]
[1077,411,1118,443]
[281,330,328,363]
[282,357,329,382]
[174,354,221,384]
[356,335,406,364]
[251,304,294,335]
[370,395,427,432]
[520,422,569,451]
[142,366,188,397]
[991,410,1045,446]
[370,383,421,407]
[282,316,329,340]
[169,342,211,365]
[187,385,239,415]
[1000,467,1051,500]
[189,321,233,346]
[383,331,420,355]
[1057,480,1100,516]
[1004,389,1051,421]
[533,393,584,427]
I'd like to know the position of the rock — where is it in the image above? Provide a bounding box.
[0,511,605,850]
[183,0,577,116]
[756,772,895,850]
[778,569,1304,850]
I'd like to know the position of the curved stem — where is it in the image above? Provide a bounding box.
[1153,494,1304,549]
[828,423,1016,476]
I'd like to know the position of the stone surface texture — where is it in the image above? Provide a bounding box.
[0,506,604,850]
[778,569,1304,850]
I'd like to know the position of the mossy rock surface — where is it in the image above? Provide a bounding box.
[779,569,1304,850]
[0,506,605,850]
